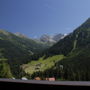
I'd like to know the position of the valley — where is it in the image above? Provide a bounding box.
[1,18,90,81]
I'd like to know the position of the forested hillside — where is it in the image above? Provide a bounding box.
[0,30,51,78]
[22,18,90,81]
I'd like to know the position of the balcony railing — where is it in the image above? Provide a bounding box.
[0,79,90,88]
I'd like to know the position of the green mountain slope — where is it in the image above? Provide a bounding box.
[47,18,90,56]
[0,59,12,78]
[48,18,90,80]
[21,55,65,75]
[22,18,90,80]
[0,30,50,78]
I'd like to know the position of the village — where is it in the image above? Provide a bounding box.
[21,77,56,81]
[34,77,56,81]
[20,64,64,81]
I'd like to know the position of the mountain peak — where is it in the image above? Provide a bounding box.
[81,18,90,28]
[86,17,90,21]
[40,33,65,43]
[14,32,27,38]
[0,29,7,33]
[73,18,90,34]
[0,29,10,36]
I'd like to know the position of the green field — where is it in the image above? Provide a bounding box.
[22,55,65,75]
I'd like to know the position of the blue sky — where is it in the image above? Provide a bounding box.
[0,0,90,38]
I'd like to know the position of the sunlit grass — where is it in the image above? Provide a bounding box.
[22,55,65,74]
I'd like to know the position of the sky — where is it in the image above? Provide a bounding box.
[0,0,90,38]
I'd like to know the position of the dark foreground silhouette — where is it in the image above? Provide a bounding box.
[0,79,90,89]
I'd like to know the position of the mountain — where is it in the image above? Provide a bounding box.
[1,18,90,80]
[0,30,51,78]
[22,18,90,81]
[52,33,67,41]
[0,30,51,56]
[45,18,90,80]
[14,32,27,38]
[40,34,55,43]
[39,33,65,43]
[46,18,90,56]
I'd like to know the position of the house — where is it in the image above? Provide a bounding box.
[34,77,41,80]
[21,77,28,80]
[45,78,49,80]
[12,77,15,80]
[48,78,55,81]
[60,65,63,70]
[45,77,55,81]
